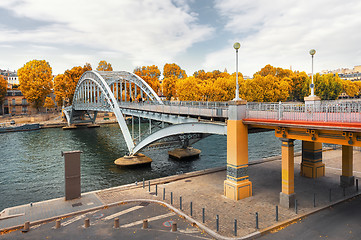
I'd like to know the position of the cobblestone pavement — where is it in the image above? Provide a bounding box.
[1,202,211,240]
[96,149,361,238]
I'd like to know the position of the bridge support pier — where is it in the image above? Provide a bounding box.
[224,100,252,201]
[301,141,325,178]
[280,138,296,208]
[341,145,354,187]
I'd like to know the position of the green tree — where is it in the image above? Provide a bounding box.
[314,73,343,100]
[288,71,310,101]
[18,60,53,110]
[0,75,7,105]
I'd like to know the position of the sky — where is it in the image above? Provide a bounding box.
[0,0,360,77]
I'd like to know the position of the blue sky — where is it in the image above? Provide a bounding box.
[0,0,360,77]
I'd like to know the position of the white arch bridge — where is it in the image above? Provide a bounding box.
[63,71,228,155]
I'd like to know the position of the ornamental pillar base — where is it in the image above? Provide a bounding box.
[224,179,252,201]
[301,162,325,178]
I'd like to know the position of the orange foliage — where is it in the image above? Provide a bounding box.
[18,60,53,109]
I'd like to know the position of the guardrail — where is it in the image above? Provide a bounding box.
[246,101,361,123]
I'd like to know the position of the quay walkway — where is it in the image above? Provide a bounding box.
[1,148,361,239]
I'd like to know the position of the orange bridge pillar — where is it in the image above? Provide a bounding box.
[280,138,296,208]
[224,100,252,200]
[341,145,354,187]
[301,141,325,178]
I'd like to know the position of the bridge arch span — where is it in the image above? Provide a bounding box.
[67,70,163,153]
[132,122,227,154]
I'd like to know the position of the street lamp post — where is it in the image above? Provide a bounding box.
[309,49,316,97]
[233,42,241,100]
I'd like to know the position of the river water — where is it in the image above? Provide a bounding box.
[0,124,301,210]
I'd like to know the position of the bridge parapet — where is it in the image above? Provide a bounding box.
[246,101,361,123]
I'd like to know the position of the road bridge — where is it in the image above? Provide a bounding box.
[63,70,361,208]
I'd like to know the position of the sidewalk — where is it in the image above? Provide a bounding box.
[1,148,361,239]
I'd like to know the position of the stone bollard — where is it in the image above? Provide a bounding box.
[55,219,61,229]
[171,222,177,232]
[142,219,148,229]
[22,221,30,232]
[84,218,90,228]
[114,218,119,228]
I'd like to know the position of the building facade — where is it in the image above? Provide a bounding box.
[1,90,37,115]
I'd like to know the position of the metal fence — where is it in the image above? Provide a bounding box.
[118,101,229,119]
[246,101,361,123]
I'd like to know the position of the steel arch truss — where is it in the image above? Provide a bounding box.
[68,70,163,153]
[132,122,227,154]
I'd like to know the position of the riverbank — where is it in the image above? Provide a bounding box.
[1,148,360,239]
[0,112,118,129]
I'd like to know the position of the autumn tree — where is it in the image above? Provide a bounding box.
[254,64,293,79]
[241,75,291,102]
[342,80,359,98]
[18,60,53,110]
[163,63,187,79]
[97,60,113,71]
[0,75,7,105]
[162,63,187,100]
[43,96,55,112]
[134,65,161,93]
[176,76,203,101]
[162,76,178,100]
[54,63,92,105]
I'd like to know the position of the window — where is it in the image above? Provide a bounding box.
[22,98,27,105]
[12,99,15,105]
[22,106,27,113]
[4,99,8,105]
[12,107,16,113]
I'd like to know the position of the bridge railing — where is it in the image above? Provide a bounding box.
[246,101,361,123]
[118,100,229,118]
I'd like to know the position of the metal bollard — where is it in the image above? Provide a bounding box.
[216,215,219,232]
[190,202,193,216]
[255,212,259,229]
[156,184,158,196]
[55,219,61,229]
[180,196,182,210]
[234,219,237,236]
[22,221,30,232]
[148,181,151,192]
[84,218,90,228]
[114,218,119,228]
[276,205,278,222]
[143,178,145,188]
[163,188,166,200]
[357,179,359,192]
[142,219,148,229]
[202,208,205,223]
[171,222,177,232]
[313,193,316,207]
[295,199,298,214]
[329,189,332,202]
[171,192,173,205]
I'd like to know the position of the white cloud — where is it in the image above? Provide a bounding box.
[0,0,214,73]
[205,0,361,76]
